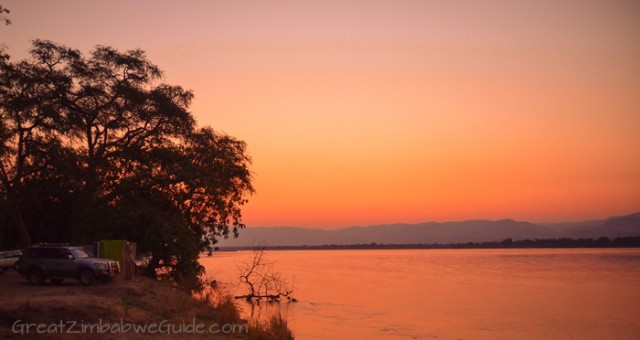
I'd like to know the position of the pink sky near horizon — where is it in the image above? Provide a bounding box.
[3,0,640,228]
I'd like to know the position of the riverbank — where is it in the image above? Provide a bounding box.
[219,236,640,251]
[0,270,291,339]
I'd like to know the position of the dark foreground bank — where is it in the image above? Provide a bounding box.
[0,270,292,339]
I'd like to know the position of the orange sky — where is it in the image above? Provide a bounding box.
[3,0,640,227]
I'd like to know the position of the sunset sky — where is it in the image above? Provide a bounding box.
[3,0,639,228]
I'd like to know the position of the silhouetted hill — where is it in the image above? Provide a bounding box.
[219,212,640,247]
[536,220,603,231]
[562,212,640,239]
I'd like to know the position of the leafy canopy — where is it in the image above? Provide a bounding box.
[0,40,254,282]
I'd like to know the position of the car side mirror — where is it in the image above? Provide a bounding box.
[67,255,74,260]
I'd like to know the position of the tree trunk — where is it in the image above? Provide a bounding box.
[8,201,31,247]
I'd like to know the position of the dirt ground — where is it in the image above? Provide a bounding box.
[0,269,238,339]
[0,269,144,309]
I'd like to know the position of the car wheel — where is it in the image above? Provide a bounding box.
[79,269,95,286]
[28,268,45,285]
[51,278,64,285]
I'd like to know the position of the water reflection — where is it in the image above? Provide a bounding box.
[200,249,640,339]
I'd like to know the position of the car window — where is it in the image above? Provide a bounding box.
[41,248,58,259]
[71,248,91,259]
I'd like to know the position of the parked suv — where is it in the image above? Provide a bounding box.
[17,244,120,286]
[0,250,22,270]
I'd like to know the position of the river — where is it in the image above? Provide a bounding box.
[200,248,640,339]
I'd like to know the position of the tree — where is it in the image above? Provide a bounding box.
[0,46,67,247]
[104,128,253,282]
[0,41,254,282]
[24,40,194,203]
[235,246,296,302]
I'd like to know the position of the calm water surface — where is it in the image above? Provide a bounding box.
[200,249,640,339]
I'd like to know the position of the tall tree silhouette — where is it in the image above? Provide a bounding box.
[0,47,65,246]
[26,41,194,204]
[0,41,253,281]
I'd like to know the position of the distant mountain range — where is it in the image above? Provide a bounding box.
[219,212,640,247]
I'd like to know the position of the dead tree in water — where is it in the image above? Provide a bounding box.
[235,246,296,302]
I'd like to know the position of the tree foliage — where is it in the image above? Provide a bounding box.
[0,40,254,282]
[0,44,64,247]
